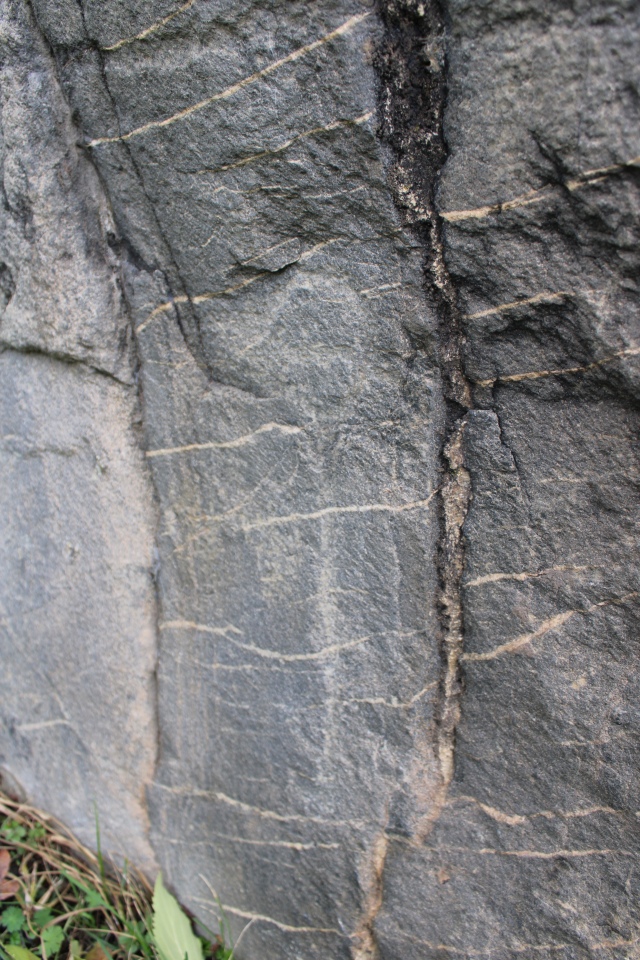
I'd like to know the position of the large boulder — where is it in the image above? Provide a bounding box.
[1,0,638,957]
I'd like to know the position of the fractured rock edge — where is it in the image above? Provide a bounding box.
[354,1,474,954]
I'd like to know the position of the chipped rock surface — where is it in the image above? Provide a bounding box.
[0,0,639,957]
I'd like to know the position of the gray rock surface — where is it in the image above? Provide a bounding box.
[0,0,158,871]
[375,2,640,957]
[0,0,638,957]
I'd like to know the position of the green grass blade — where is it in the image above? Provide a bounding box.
[3,947,41,960]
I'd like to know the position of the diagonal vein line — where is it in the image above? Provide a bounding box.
[89,12,371,146]
[102,0,198,52]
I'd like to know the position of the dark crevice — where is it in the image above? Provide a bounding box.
[0,262,16,310]
[69,0,170,811]
[66,0,207,374]
[0,342,132,386]
[366,0,474,952]
[374,0,471,412]
[105,229,157,277]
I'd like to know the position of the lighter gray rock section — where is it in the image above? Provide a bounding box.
[0,354,158,871]
[0,2,132,379]
[0,0,158,872]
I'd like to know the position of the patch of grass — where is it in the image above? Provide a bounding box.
[0,794,232,960]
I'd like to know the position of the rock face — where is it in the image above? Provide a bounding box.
[1,0,639,958]
[0,0,157,870]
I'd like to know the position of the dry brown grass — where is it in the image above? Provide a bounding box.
[0,791,156,960]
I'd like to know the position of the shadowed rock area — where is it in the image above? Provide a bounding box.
[1,0,638,957]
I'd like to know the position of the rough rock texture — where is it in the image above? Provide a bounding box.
[1,0,639,957]
[0,0,158,871]
[374,1,640,957]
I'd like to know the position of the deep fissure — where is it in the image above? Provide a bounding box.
[363,0,474,949]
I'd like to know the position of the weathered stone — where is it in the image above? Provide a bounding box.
[0,0,157,872]
[83,4,443,955]
[375,2,640,957]
[1,0,638,957]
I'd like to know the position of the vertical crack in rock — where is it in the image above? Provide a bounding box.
[351,829,390,960]
[36,0,196,815]
[73,8,168,828]
[70,0,206,371]
[368,0,473,944]
[52,2,166,784]
[435,419,470,796]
